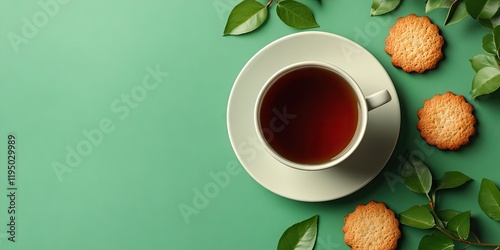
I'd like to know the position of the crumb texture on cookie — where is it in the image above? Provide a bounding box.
[385,14,444,73]
[417,91,476,150]
[342,201,401,250]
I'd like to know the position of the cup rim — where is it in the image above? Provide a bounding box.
[254,61,368,171]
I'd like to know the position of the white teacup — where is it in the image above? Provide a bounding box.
[254,61,391,171]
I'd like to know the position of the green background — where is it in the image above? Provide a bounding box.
[0,0,498,249]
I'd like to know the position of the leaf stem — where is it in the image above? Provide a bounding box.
[471,231,481,243]
[429,206,446,229]
[265,0,273,8]
[426,193,432,203]
[435,226,500,248]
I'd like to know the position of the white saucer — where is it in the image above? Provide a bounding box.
[227,31,401,202]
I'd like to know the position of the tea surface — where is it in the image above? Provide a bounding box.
[259,67,359,165]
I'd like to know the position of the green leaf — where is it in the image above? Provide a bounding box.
[493,11,500,27]
[483,34,497,54]
[277,215,318,250]
[370,0,401,16]
[494,25,500,56]
[426,0,443,12]
[444,0,469,26]
[478,11,500,30]
[435,171,473,191]
[401,152,433,194]
[426,0,454,13]
[276,0,319,29]
[446,211,471,240]
[479,18,494,30]
[484,11,500,29]
[465,0,500,19]
[437,209,461,223]
[470,66,500,99]
[223,0,268,36]
[470,54,499,72]
[478,178,500,221]
[400,205,436,229]
[418,230,455,250]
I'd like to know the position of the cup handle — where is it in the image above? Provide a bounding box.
[365,90,392,111]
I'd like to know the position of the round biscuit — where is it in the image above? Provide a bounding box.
[385,14,444,73]
[417,91,476,150]
[342,201,401,250]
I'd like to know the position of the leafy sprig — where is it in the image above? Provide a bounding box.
[470,26,500,99]
[223,0,319,36]
[276,152,500,249]
[370,0,500,99]
[400,152,500,249]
